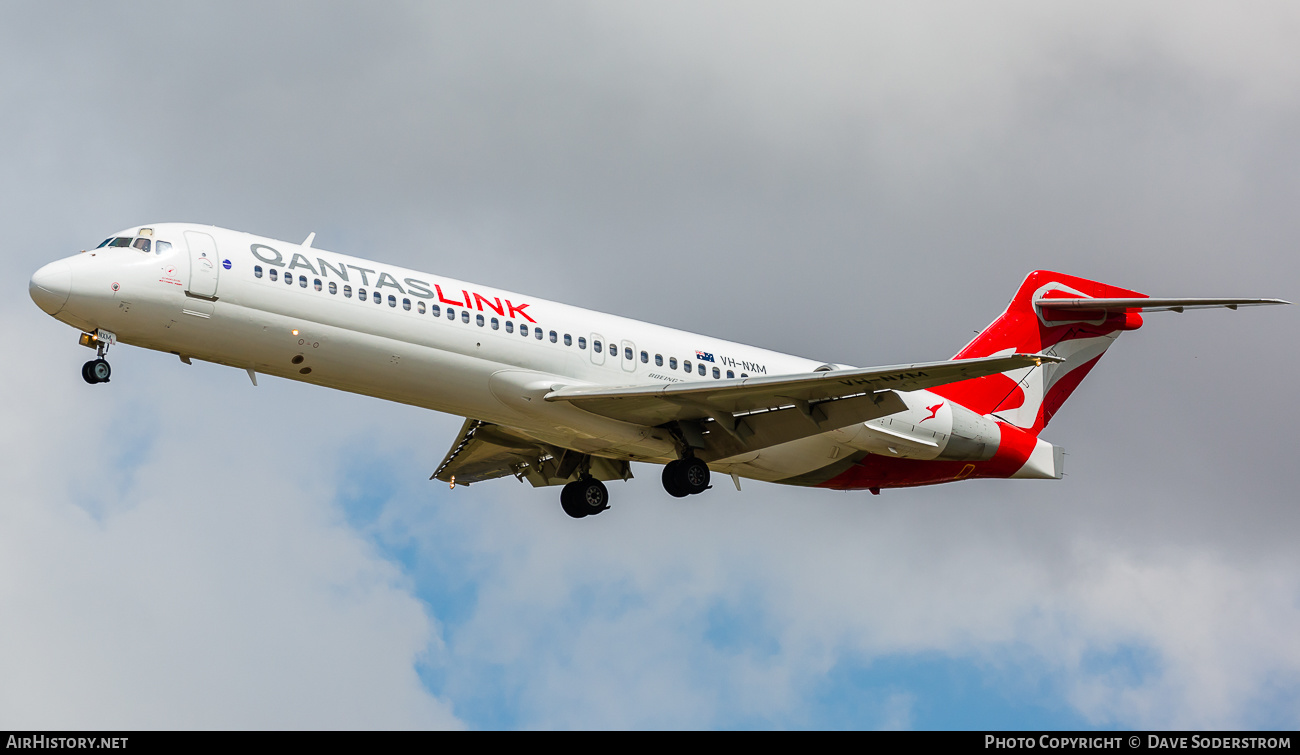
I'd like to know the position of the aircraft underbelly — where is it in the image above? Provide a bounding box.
[127,298,677,459]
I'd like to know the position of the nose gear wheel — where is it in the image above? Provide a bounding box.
[82,358,111,384]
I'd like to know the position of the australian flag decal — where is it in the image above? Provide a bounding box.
[696,350,715,362]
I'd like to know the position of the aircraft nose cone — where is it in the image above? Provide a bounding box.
[30,259,72,315]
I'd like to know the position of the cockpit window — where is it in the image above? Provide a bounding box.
[132,238,151,253]
[108,237,133,248]
[155,240,172,255]
[96,238,112,248]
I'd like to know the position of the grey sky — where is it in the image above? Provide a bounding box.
[1,2,1297,728]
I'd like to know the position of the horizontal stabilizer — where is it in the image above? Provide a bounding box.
[1035,296,1290,313]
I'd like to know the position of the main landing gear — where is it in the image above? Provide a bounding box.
[558,457,711,519]
[662,457,711,498]
[80,331,114,385]
[560,477,610,519]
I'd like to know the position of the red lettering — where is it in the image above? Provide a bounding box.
[506,299,536,323]
[434,285,465,307]
[474,293,505,316]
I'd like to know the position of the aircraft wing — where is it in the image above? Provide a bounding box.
[432,418,634,488]
[431,418,542,485]
[544,353,1060,428]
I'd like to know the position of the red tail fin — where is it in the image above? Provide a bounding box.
[930,271,1146,433]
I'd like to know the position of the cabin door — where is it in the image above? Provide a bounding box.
[185,231,220,299]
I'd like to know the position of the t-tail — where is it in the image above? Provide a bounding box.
[930,271,1288,435]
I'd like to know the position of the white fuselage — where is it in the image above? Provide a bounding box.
[32,223,1003,485]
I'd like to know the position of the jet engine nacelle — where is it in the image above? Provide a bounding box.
[834,392,1001,461]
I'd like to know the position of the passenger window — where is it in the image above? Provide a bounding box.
[563,334,571,346]
[269,268,276,281]
[155,240,172,255]
[492,318,499,330]
[359,288,367,301]
[447,307,455,319]
[329,282,338,294]
[403,298,411,311]
[655,354,663,366]
[549,330,557,343]
[684,360,692,373]
[578,337,586,349]
[698,363,706,376]
[132,238,151,253]
[624,347,632,360]
[314,279,323,291]
[609,343,617,355]
[344,285,352,298]
[461,310,470,323]
[255,265,263,278]
[417,301,425,314]
[712,367,720,379]
[285,273,293,285]
[477,313,485,326]
[640,351,648,363]
[741,373,748,378]
[431,304,440,317]
[535,328,543,340]
[727,370,734,379]
[505,321,514,333]
[593,339,601,352]
[299,275,308,288]
[521,325,529,337]
[388,295,397,307]
[669,357,678,370]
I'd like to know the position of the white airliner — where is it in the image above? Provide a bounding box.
[29,224,1288,518]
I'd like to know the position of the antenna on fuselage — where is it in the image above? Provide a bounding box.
[302,232,315,248]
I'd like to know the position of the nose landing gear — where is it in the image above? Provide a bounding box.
[81,358,111,384]
[78,330,115,384]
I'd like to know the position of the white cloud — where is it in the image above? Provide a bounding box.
[0,325,461,729]
[3,0,1298,730]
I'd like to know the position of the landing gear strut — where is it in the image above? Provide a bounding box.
[80,332,113,384]
[560,477,609,519]
[662,457,711,498]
